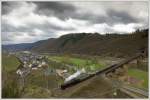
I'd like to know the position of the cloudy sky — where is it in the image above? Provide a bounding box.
[2,1,148,44]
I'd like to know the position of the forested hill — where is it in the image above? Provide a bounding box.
[3,29,148,57]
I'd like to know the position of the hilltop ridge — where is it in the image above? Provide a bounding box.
[3,29,148,57]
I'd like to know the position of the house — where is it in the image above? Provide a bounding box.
[31,63,38,70]
[56,69,68,78]
[23,63,28,68]
[41,61,46,65]
[32,67,38,70]
[16,69,23,75]
[22,51,31,54]
[41,61,48,67]
[16,67,31,77]
[38,64,42,68]
[29,64,32,68]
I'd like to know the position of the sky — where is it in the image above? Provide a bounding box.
[2,1,149,44]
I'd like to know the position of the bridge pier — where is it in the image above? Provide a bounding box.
[60,54,145,89]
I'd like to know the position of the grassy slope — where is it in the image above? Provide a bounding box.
[2,53,21,98]
[48,56,106,71]
[127,68,148,89]
[49,56,87,65]
[2,54,20,72]
[22,68,62,98]
[32,29,148,57]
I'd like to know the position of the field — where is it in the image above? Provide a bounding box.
[2,53,20,72]
[127,68,148,89]
[48,55,107,73]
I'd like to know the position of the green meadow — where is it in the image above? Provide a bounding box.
[2,54,20,72]
[48,55,106,72]
[128,68,148,89]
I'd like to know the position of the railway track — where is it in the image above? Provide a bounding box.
[60,53,144,89]
[121,85,148,97]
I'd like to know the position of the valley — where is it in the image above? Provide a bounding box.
[2,29,149,98]
[2,50,148,98]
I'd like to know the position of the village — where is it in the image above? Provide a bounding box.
[14,51,87,84]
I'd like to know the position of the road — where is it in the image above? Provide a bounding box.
[122,85,148,97]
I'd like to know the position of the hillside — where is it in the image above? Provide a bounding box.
[31,29,148,57]
[2,39,47,52]
[3,29,148,57]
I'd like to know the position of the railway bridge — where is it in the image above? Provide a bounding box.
[59,53,148,98]
[60,53,145,89]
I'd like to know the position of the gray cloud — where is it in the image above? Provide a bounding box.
[2,1,22,15]
[106,9,139,25]
[32,2,147,26]
[33,2,76,20]
[1,1,148,44]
